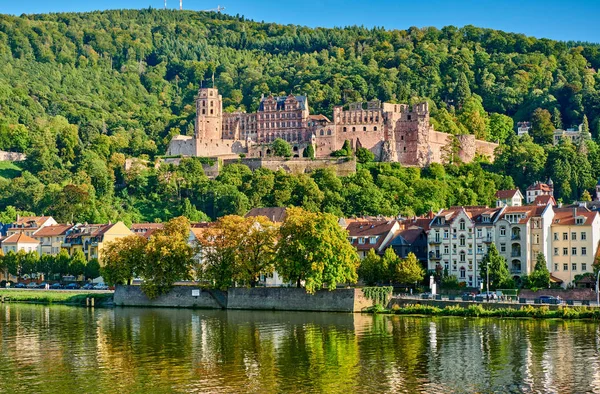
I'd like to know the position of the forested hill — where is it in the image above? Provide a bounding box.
[0,9,599,224]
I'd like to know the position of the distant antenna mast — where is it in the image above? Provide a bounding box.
[164,0,167,9]
[179,0,182,10]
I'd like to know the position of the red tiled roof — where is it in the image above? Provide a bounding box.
[131,223,165,231]
[495,189,520,199]
[527,183,552,192]
[14,216,53,227]
[533,195,556,206]
[2,233,40,244]
[552,207,597,226]
[33,224,74,237]
[347,220,398,251]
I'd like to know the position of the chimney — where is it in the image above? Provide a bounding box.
[573,207,577,218]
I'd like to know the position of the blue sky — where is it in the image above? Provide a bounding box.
[1,0,598,43]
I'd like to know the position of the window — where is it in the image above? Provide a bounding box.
[534,234,540,244]
[444,230,449,239]
[460,267,466,278]
[582,232,587,240]
[363,127,367,131]
[374,127,378,131]
[583,263,587,271]
[500,243,506,252]
[358,238,365,245]
[554,232,558,241]
[459,220,466,231]
[343,127,347,132]
[563,233,568,241]
[460,251,466,262]
[572,263,577,271]
[369,237,377,244]
[563,263,568,271]
[352,127,356,132]
[500,227,506,236]
[572,247,577,255]
[554,248,558,256]
[459,235,466,246]
[572,232,577,241]
[554,263,558,271]
[563,247,568,255]
[477,228,482,237]
[582,247,587,256]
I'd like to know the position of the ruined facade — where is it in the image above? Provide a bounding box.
[167,87,498,166]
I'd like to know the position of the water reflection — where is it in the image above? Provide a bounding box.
[0,304,600,393]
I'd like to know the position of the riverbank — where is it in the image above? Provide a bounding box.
[369,303,600,319]
[0,289,113,306]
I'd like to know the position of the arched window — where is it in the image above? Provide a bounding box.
[343,127,347,132]
[511,243,521,257]
[363,126,367,131]
[459,219,466,231]
[459,235,466,246]
[459,266,466,278]
[352,127,356,132]
[327,129,332,136]
[374,126,378,131]
[320,129,324,136]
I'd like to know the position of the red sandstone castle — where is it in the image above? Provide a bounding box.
[167,87,497,166]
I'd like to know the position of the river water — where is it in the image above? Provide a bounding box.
[0,304,599,393]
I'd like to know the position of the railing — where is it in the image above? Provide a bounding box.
[510,268,522,274]
[511,252,521,257]
[428,252,441,260]
[483,236,493,243]
[511,234,521,240]
[429,239,441,244]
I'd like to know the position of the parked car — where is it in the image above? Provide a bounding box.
[26,282,38,289]
[538,295,561,304]
[420,292,433,299]
[93,283,109,290]
[50,283,63,290]
[480,292,497,300]
[65,283,81,290]
[36,282,49,289]
[82,283,94,290]
[14,282,27,289]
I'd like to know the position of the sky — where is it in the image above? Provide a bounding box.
[0,0,598,43]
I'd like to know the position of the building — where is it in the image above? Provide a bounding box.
[62,222,133,263]
[387,227,428,263]
[548,207,600,286]
[495,189,523,207]
[517,121,531,136]
[167,87,498,167]
[1,233,40,255]
[32,224,75,256]
[526,180,554,204]
[245,207,287,223]
[553,124,585,145]
[6,216,57,237]
[346,220,401,259]
[428,207,502,288]
[130,223,165,239]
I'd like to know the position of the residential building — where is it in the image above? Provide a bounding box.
[517,121,531,136]
[1,233,40,255]
[32,224,75,255]
[346,220,400,258]
[548,207,600,286]
[428,207,502,288]
[526,180,554,204]
[495,189,523,207]
[62,222,133,263]
[6,216,57,237]
[387,227,428,263]
[553,124,584,145]
[130,223,165,239]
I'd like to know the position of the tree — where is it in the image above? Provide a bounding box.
[530,108,555,145]
[275,207,359,293]
[303,144,315,159]
[356,147,375,164]
[552,107,563,129]
[102,235,148,286]
[582,114,591,139]
[394,252,424,285]
[358,249,385,286]
[140,216,196,298]
[235,216,278,287]
[53,249,71,279]
[582,190,593,202]
[84,258,101,280]
[488,113,514,144]
[441,134,462,165]
[454,72,471,107]
[271,138,292,158]
[527,253,550,289]
[480,244,513,290]
[68,250,87,278]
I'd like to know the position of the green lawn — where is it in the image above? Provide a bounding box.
[0,161,22,179]
[0,289,113,304]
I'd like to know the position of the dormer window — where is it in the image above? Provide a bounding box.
[369,237,377,244]
[576,217,585,225]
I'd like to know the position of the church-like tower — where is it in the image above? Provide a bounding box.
[195,87,223,145]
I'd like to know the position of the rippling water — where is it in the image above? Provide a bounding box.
[1,304,600,393]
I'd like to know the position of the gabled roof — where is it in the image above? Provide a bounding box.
[245,207,287,223]
[308,114,331,122]
[551,207,597,226]
[2,233,39,244]
[389,227,426,246]
[13,216,53,227]
[33,224,74,237]
[533,195,556,206]
[347,220,399,251]
[259,95,307,111]
[432,206,501,226]
[495,189,522,199]
[527,182,552,192]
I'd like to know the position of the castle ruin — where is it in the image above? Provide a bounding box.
[167,87,498,166]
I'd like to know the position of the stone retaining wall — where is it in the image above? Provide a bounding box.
[114,286,372,312]
[388,298,566,311]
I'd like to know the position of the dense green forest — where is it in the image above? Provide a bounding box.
[0,9,599,223]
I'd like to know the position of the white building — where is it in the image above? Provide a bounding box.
[495,189,523,207]
[1,233,41,255]
[526,180,554,204]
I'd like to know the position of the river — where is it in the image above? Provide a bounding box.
[0,304,599,393]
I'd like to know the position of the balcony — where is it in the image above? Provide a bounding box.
[429,238,442,245]
[511,234,521,241]
[511,252,521,257]
[510,268,522,274]
[482,236,493,243]
[429,252,441,260]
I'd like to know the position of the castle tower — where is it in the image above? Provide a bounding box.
[195,87,223,143]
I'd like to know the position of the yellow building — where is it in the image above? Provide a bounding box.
[32,224,75,255]
[62,222,133,264]
[549,207,600,286]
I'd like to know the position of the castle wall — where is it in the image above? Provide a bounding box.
[225,157,356,176]
[195,138,248,158]
[475,140,498,160]
[167,136,196,156]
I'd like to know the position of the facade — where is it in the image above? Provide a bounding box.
[346,220,401,259]
[495,189,524,207]
[1,233,40,255]
[553,124,584,145]
[548,207,600,285]
[526,180,554,204]
[517,121,531,136]
[387,227,428,263]
[167,87,498,167]
[32,224,75,256]
[62,222,133,263]
[6,216,57,237]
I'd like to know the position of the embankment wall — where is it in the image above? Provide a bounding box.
[114,286,372,312]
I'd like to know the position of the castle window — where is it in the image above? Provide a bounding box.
[401,135,404,140]
[320,130,324,136]
[352,127,356,132]
[210,101,213,107]
[374,127,377,131]
[210,109,213,114]
[327,130,332,135]
[363,127,367,131]
[343,127,347,132]
[209,91,213,96]
[407,115,412,120]
[202,109,206,115]
[202,101,205,107]
[403,146,406,152]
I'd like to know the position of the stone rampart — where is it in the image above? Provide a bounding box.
[0,151,25,162]
[114,286,372,312]
[226,157,356,176]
